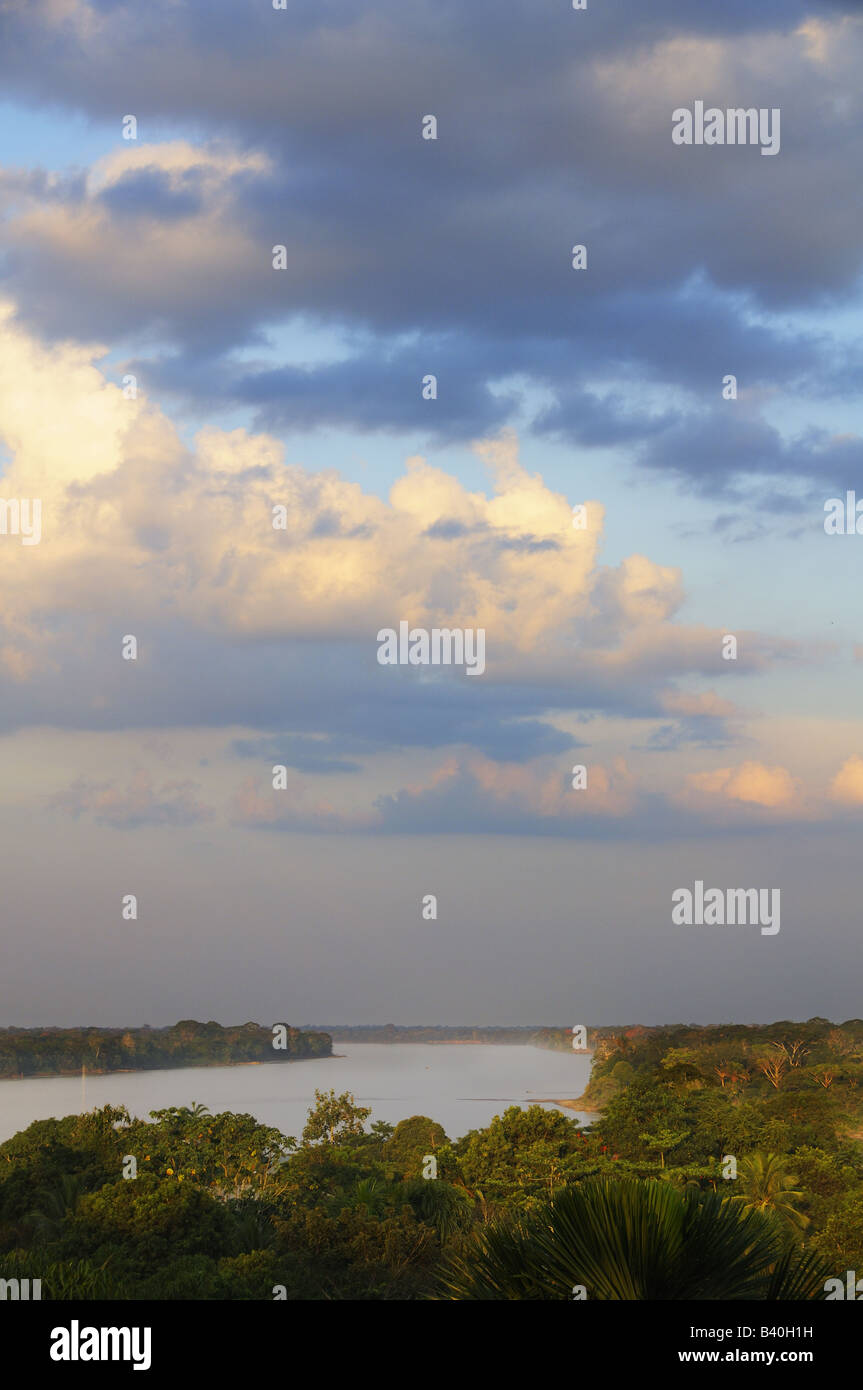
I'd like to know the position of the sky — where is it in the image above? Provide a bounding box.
[1,0,863,1028]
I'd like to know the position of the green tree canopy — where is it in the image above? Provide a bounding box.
[301,1089,372,1147]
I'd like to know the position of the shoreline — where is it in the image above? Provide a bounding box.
[0,1046,596,1118]
[0,1054,337,1084]
[536,1096,600,1114]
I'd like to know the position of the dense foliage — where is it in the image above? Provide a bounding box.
[318,1025,562,1044]
[0,1020,331,1078]
[2,1017,863,1299]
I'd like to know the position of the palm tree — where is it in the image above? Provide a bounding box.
[229,1196,276,1253]
[437,1178,828,1300]
[353,1177,385,1213]
[402,1178,473,1241]
[729,1152,809,1231]
[27,1173,88,1240]
[2,1253,119,1300]
[177,1101,210,1119]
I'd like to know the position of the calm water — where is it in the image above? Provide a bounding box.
[0,1044,594,1144]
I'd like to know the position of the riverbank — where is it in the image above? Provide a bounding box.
[0,1042,595,1146]
[535,1096,601,1114]
[0,1054,337,1083]
[532,1048,601,1116]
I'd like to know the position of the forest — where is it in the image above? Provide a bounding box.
[315,1024,559,1044]
[0,1020,332,1078]
[2,1017,863,1298]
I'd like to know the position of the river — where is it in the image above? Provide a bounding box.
[0,1043,594,1144]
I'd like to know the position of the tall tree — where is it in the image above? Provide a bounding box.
[302,1090,371,1146]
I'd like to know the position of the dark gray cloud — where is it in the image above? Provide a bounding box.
[98,167,205,220]
[0,621,598,759]
[642,718,737,752]
[636,408,863,496]
[229,710,581,766]
[231,734,363,774]
[1,0,861,492]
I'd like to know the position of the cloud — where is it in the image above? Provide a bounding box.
[0,143,272,349]
[230,771,376,833]
[0,309,783,750]
[227,747,858,839]
[376,753,639,832]
[682,760,799,809]
[829,754,863,804]
[51,770,213,827]
[1,5,862,491]
[0,305,819,844]
[226,752,642,838]
[231,734,363,775]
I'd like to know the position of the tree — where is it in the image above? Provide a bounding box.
[129,1108,294,1196]
[610,1060,635,1084]
[383,1116,448,1176]
[808,1066,838,1091]
[714,1062,734,1089]
[351,1177,385,1214]
[811,1188,863,1269]
[454,1106,591,1209]
[729,1152,809,1232]
[659,1049,705,1084]
[66,1177,234,1278]
[637,1125,690,1168]
[401,1178,473,1242]
[757,1051,788,1090]
[301,1090,371,1147]
[775,1040,810,1069]
[594,1079,690,1164]
[826,1029,855,1057]
[438,1178,829,1301]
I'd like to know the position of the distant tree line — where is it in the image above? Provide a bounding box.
[311,1024,584,1045]
[0,1021,331,1079]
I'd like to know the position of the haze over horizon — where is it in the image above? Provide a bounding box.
[2,0,862,1027]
